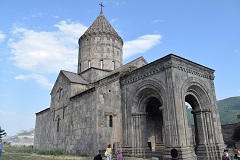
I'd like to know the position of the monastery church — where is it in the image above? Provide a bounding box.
[34,7,226,160]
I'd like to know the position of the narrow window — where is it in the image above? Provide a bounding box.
[88,60,91,68]
[53,110,55,121]
[112,61,115,70]
[58,87,63,100]
[57,117,60,132]
[100,60,103,69]
[63,106,65,119]
[109,115,113,127]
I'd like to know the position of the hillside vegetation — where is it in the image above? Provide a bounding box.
[187,96,240,125]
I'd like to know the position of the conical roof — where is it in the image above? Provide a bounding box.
[81,13,123,44]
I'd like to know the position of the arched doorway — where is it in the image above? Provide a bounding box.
[127,80,166,157]
[184,84,219,159]
[185,94,200,154]
[145,97,164,153]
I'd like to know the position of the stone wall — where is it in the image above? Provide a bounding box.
[221,123,239,147]
[34,108,50,149]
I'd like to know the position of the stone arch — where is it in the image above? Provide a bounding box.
[131,79,166,113]
[128,79,166,155]
[181,77,211,110]
[181,77,216,158]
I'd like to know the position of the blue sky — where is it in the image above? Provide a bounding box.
[0,0,239,136]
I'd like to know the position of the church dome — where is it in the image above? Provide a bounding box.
[80,13,123,44]
[77,11,123,73]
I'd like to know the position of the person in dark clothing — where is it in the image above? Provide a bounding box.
[171,148,178,159]
[94,150,103,160]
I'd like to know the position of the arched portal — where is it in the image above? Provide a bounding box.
[185,94,200,154]
[184,84,218,159]
[126,79,166,157]
[145,97,164,152]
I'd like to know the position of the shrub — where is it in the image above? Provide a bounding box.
[38,148,64,155]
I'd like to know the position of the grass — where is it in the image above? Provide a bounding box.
[0,145,92,160]
[0,152,92,160]
[0,145,153,160]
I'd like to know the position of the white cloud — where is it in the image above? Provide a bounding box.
[110,18,118,24]
[52,15,59,19]
[234,49,239,53]
[8,20,161,88]
[31,12,45,18]
[15,74,53,89]
[0,31,6,43]
[151,19,164,23]
[9,20,88,74]
[123,34,162,59]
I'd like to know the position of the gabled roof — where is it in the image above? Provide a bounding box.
[61,70,89,84]
[81,13,123,44]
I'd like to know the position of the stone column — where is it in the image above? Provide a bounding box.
[163,65,197,159]
[192,108,219,160]
[131,112,147,156]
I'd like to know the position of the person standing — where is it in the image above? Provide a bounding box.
[105,144,112,160]
[222,149,229,160]
[170,148,178,160]
[94,150,102,160]
[116,145,124,160]
[234,147,239,160]
[0,139,3,156]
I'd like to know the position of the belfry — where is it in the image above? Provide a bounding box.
[34,5,226,160]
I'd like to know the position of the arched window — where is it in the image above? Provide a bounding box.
[109,115,113,127]
[112,61,115,70]
[100,60,103,69]
[88,60,91,68]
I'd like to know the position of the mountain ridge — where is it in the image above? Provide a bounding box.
[187,96,240,125]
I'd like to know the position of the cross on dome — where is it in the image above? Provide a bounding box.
[99,2,104,14]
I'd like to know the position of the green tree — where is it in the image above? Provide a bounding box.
[0,126,7,139]
[232,125,240,141]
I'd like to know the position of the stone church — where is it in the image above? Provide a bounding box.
[34,8,226,160]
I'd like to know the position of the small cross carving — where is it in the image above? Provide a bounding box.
[99,2,104,14]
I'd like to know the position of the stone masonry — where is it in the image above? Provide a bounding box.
[34,9,226,160]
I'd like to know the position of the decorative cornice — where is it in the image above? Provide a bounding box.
[178,66,214,80]
[121,66,164,85]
